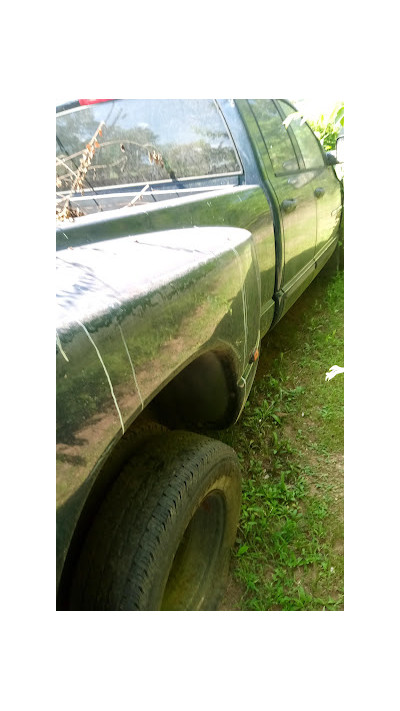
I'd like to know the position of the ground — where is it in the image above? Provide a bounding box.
[216,253,344,611]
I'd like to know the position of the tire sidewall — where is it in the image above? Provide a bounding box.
[124,449,241,611]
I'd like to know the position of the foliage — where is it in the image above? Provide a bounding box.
[308,102,343,151]
[308,118,339,151]
[284,101,344,151]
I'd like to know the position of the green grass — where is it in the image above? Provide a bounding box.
[217,255,344,610]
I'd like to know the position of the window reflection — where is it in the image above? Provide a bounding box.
[248,99,299,175]
[56,100,242,192]
[277,100,324,170]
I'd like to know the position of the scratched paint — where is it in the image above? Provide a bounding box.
[56,332,69,362]
[118,324,144,410]
[228,242,248,365]
[77,320,125,434]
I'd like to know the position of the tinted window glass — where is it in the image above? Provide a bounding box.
[248,99,299,175]
[56,99,242,191]
[277,100,325,170]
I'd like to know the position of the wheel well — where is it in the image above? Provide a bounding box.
[151,349,240,430]
[57,348,239,608]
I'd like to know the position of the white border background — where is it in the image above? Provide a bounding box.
[3,2,398,708]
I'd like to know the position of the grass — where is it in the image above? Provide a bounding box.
[216,254,344,610]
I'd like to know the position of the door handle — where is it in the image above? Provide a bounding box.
[281,199,297,213]
[314,187,325,198]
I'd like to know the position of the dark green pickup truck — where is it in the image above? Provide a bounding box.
[56,99,343,610]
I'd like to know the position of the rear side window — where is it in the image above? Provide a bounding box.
[277,100,325,170]
[56,99,242,192]
[248,99,299,175]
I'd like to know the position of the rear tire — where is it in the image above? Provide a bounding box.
[69,431,241,610]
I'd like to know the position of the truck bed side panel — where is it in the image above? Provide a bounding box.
[56,225,260,588]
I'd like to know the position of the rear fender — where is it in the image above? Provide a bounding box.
[56,225,261,590]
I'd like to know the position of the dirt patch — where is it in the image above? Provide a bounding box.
[218,575,246,611]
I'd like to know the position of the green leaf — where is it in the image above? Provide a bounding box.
[329,102,343,124]
[334,106,344,126]
[237,544,249,557]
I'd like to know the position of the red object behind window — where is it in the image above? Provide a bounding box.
[78,99,112,106]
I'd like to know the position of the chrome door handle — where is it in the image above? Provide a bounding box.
[281,199,297,213]
[314,187,325,198]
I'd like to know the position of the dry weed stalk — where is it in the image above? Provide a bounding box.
[56,121,105,222]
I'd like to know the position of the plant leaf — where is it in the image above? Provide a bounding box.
[334,106,344,126]
[237,544,249,557]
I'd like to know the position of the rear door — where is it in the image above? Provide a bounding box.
[244,100,317,300]
[276,100,342,259]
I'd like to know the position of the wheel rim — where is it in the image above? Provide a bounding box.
[161,491,226,610]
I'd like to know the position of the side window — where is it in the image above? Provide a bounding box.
[56,99,242,191]
[277,100,325,170]
[248,99,299,175]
